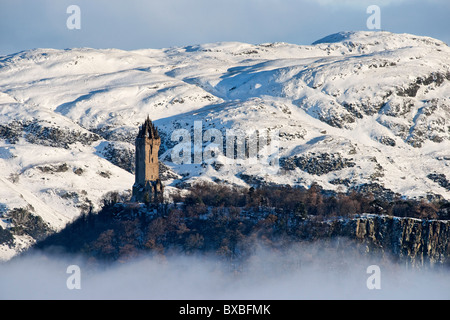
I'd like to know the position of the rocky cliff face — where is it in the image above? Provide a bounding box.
[300,215,450,268]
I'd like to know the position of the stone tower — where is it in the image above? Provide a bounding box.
[132,116,164,203]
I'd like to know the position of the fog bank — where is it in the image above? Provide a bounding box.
[1,241,449,300]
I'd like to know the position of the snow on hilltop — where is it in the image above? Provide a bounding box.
[0,30,450,259]
[312,30,447,48]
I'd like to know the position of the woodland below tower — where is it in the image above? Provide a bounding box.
[132,116,164,203]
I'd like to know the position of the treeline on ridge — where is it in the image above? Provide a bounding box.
[172,182,449,220]
[33,182,450,263]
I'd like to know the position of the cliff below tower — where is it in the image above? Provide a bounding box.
[297,215,450,268]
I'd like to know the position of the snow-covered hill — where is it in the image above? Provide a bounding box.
[1,31,449,260]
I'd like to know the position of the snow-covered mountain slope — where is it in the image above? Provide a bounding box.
[1,31,449,259]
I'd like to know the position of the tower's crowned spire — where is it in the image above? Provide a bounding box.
[137,115,160,140]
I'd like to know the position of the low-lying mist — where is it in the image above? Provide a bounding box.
[1,239,449,300]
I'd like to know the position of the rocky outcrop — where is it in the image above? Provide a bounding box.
[280,152,356,175]
[96,141,135,173]
[0,120,100,148]
[297,215,450,268]
[427,173,450,191]
[352,215,449,268]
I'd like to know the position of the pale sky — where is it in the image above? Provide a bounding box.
[0,0,449,55]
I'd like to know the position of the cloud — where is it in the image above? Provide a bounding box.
[1,240,449,300]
